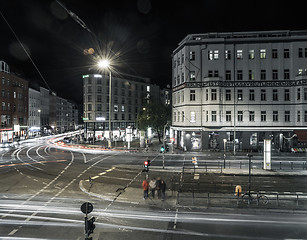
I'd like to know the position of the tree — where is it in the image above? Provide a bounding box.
[137,100,171,143]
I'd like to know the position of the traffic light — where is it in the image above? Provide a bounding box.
[88,216,96,235]
[160,146,165,153]
[143,161,149,172]
[85,216,95,239]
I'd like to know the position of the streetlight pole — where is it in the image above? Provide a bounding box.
[108,70,112,148]
[97,59,112,148]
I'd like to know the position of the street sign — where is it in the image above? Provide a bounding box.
[81,202,93,214]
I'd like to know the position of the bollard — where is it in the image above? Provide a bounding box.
[280,162,282,170]
[240,162,242,169]
[291,162,293,170]
[207,192,210,207]
[192,191,194,205]
[276,193,279,206]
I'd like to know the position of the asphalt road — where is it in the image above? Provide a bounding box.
[0,136,306,239]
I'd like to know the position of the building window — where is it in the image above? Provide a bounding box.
[189,51,195,60]
[284,49,290,58]
[249,89,255,101]
[260,49,266,59]
[88,104,92,111]
[299,48,303,58]
[285,111,290,122]
[208,50,213,60]
[284,69,290,80]
[304,88,307,100]
[211,89,217,101]
[284,89,290,101]
[305,111,307,122]
[177,112,180,122]
[190,111,196,122]
[87,86,92,93]
[190,90,196,101]
[261,70,266,80]
[273,111,278,122]
[249,111,255,121]
[273,89,278,101]
[272,69,278,80]
[211,111,217,122]
[238,111,243,122]
[225,70,231,80]
[249,50,255,59]
[249,70,255,80]
[261,89,266,101]
[225,50,231,60]
[297,88,301,100]
[236,50,243,59]
[272,49,278,59]
[237,89,243,101]
[226,111,231,122]
[297,111,301,122]
[173,112,176,122]
[182,111,184,122]
[190,71,196,81]
[214,50,219,60]
[226,89,231,101]
[237,70,243,80]
[261,111,266,121]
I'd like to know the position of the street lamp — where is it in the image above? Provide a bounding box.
[97,59,112,148]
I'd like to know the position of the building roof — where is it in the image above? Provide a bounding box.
[173,30,307,55]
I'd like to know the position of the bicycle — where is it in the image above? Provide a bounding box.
[240,192,269,205]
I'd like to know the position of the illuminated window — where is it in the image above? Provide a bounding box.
[190,112,196,122]
[236,50,243,59]
[260,49,266,59]
[249,50,254,59]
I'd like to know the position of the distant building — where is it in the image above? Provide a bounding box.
[171,30,307,152]
[28,87,41,136]
[0,61,28,142]
[82,73,161,140]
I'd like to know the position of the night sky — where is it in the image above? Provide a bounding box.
[0,0,305,104]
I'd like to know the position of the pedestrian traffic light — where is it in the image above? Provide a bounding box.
[160,146,165,153]
[85,216,95,238]
[143,161,149,172]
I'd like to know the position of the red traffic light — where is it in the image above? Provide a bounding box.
[144,161,148,166]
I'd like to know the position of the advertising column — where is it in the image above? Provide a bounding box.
[263,139,271,170]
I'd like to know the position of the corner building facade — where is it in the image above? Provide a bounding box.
[171,30,307,152]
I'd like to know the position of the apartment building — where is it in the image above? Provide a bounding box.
[82,73,161,140]
[171,30,307,151]
[0,61,28,141]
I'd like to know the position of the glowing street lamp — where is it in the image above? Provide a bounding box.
[97,59,112,148]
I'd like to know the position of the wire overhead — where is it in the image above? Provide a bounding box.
[0,9,52,92]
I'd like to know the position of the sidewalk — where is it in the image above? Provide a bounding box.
[79,166,307,211]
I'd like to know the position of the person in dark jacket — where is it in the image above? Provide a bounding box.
[161,180,166,201]
[156,177,162,199]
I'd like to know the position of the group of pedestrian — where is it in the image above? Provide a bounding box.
[142,177,166,201]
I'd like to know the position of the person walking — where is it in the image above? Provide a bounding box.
[156,177,162,199]
[142,179,149,200]
[149,178,156,198]
[161,180,166,201]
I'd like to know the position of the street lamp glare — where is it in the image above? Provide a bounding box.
[98,59,110,69]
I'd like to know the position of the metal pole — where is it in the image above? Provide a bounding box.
[108,70,112,148]
[248,154,252,203]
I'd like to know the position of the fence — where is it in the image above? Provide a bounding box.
[174,191,307,209]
